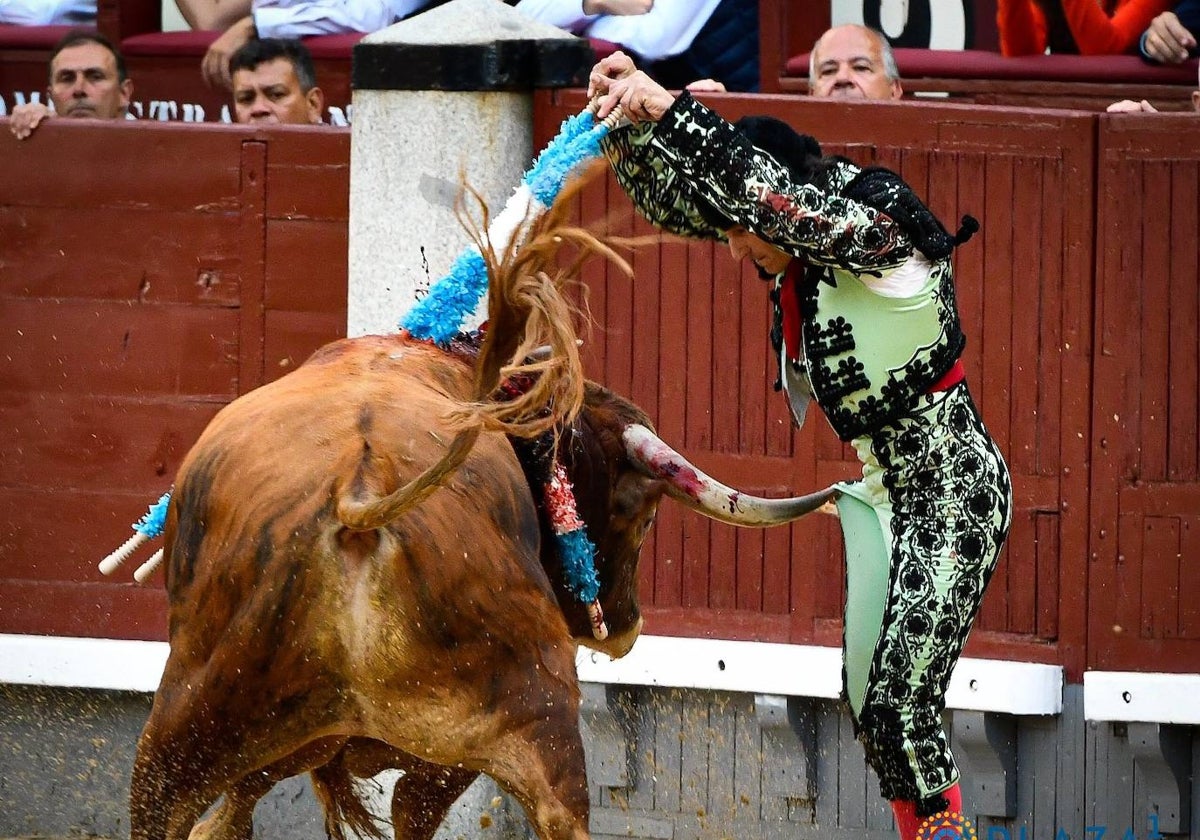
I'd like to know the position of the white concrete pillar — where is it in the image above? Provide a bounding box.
[345,3,593,835]
[347,0,590,337]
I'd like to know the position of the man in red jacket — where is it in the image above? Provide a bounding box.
[998,0,1174,55]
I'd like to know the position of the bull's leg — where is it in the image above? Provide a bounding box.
[130,722,222,840]
[186,738,348,840]
[479,718,592,840]
[389,756,478,840]
[129,679,345,840]
[185,780,264,840]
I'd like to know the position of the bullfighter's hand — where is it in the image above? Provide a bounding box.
[587,49,638,101]
[591,68,674,124]
[1143,12,1196,64]
[9,102,52,140]
[202,15,256,89]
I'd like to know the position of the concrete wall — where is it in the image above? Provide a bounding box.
[4,684,1196,840]
[0,684,529,840]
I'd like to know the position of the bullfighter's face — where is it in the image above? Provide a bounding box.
[726,226,792,276]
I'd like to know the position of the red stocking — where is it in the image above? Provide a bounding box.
[890,799,922,840]
[942,782,963,813]
[890,784,964,840]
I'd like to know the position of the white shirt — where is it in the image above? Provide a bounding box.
[253,0,429,38]
[0,0,94,25]
[514,0,723,60]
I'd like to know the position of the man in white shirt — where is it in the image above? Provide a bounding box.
[0,0,94,25]
[178,0,434,88]
[515,0,759,90]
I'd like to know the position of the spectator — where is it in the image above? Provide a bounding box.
[180,0,437,88]
[809,23,903,100]
[1108,56,1200,108]
[997,0,1174,56]
[514,0,760,91]
[8,31,132,140]
[229,37,325,124]
[1139,2,1200,62]
[0,0,93,25]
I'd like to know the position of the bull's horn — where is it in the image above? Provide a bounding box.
[622,424,838,527]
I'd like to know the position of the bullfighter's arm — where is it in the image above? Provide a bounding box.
[602,93,914,274]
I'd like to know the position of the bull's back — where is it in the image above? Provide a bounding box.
[161,334,551,681]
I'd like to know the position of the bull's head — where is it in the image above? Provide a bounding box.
[541,382,836,660]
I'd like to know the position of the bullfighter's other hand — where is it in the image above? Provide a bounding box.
[1106,98,1158,113]
[686,78,727,93]
[583,0,653,13]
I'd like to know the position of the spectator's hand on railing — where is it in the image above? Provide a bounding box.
[1143,12,1197,64]
[686,78,727,93]
[583,0,652,14]
[1106,98,1159,113]
[203,15,257,89]
[9,102,52,140]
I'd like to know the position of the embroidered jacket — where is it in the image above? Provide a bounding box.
[602,94,966,441]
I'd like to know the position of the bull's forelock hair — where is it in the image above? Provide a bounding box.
[449,165,635,454]
[336,169,637,533]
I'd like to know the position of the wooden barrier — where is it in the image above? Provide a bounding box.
[0,120,349,639]
[760,1,1198,112]
[1089,113,1200,673]
[781,49,1200,112]
[2,97,1197,680]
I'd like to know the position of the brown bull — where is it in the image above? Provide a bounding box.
[129,196,834,840]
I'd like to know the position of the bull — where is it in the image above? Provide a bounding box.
[128,194,833,840]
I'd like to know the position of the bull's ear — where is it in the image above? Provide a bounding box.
[612,468,668,519]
